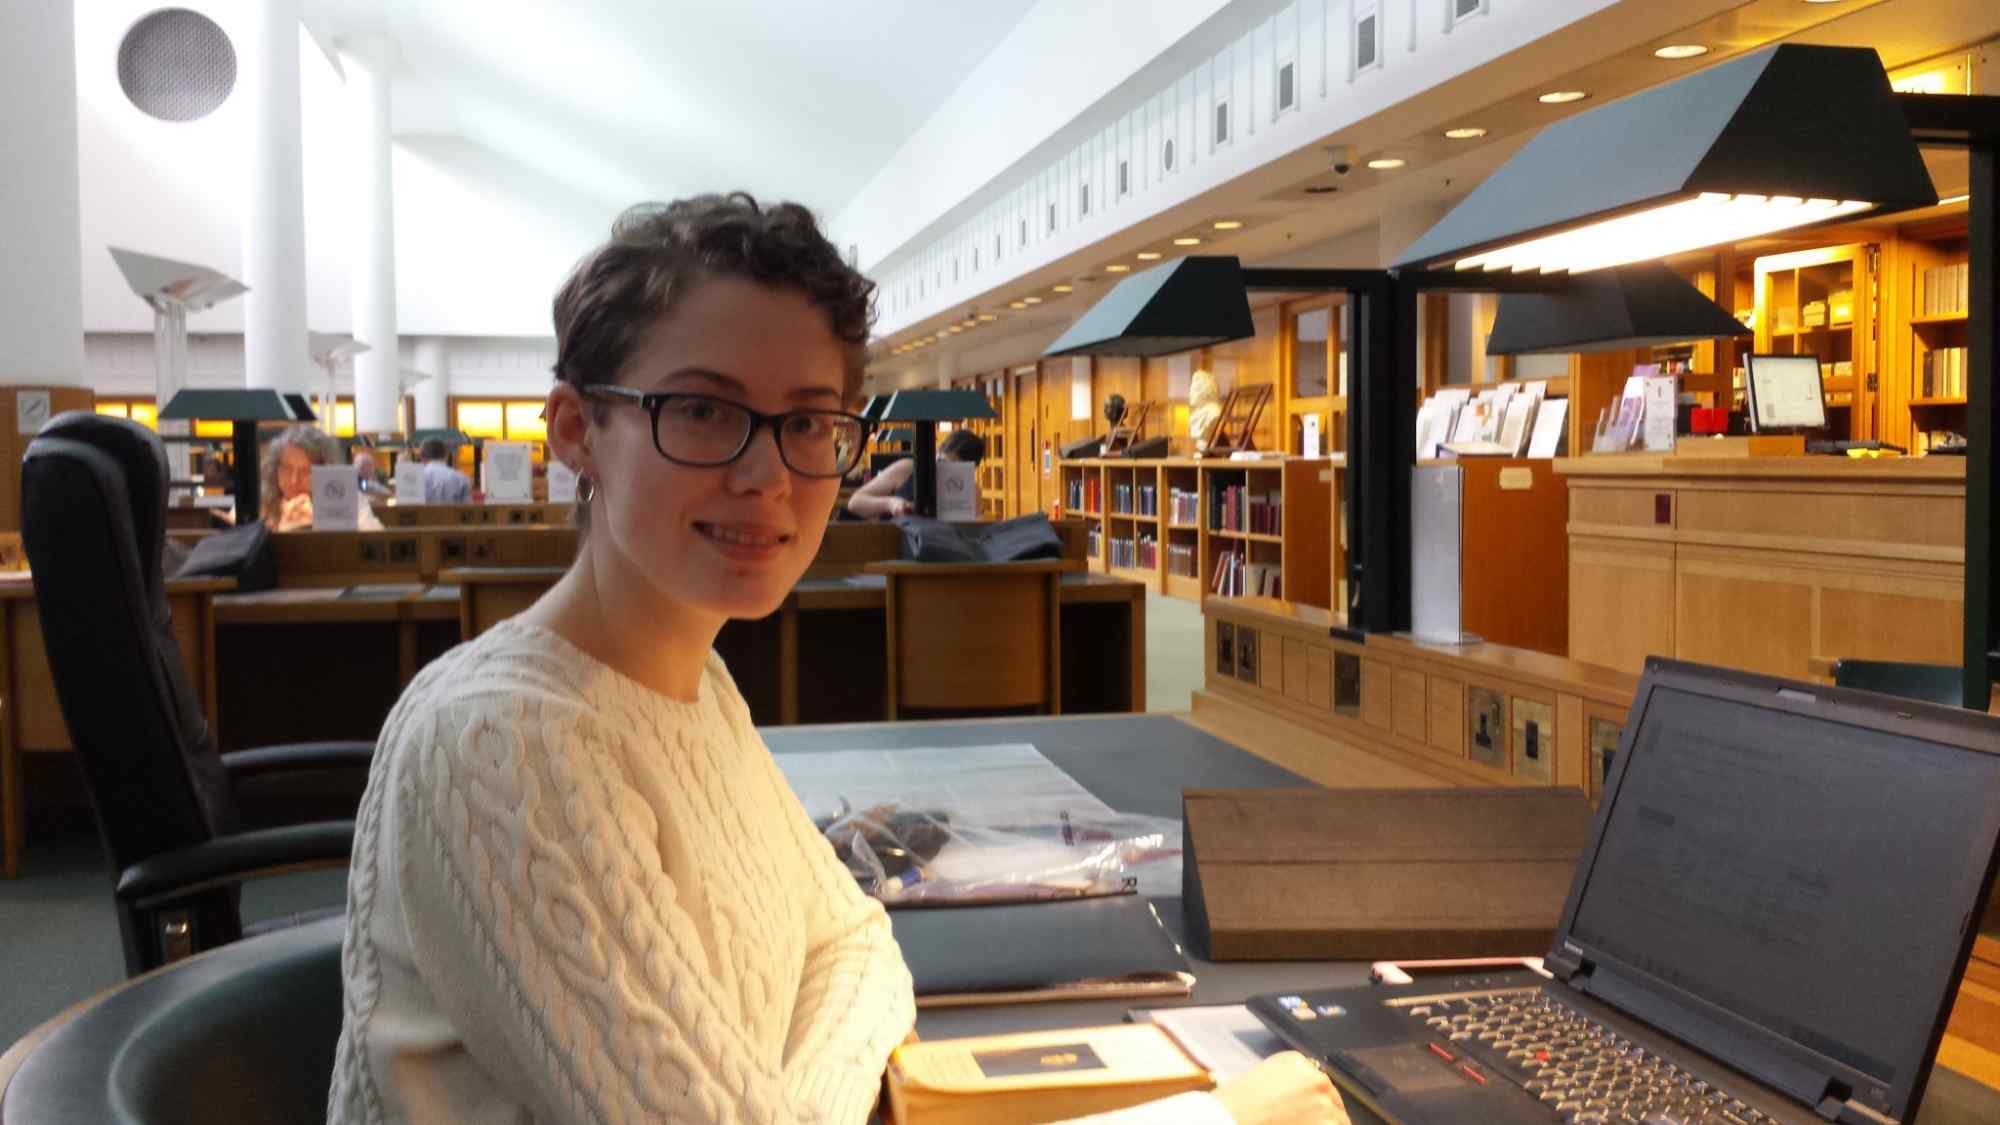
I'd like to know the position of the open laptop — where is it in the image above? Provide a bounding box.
[1249,658,2000,1125]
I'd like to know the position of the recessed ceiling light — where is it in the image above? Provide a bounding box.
[1105,264,1132,272]
[1136,251,1163,260]
[1173,237,1202,246]
[1023,296,1042,304]
[1444,126,1488,140]
[978,313,998,321]
[1052,284,1074,292]
[1212,220,1243,230]
[1654,44,1709,60]
[1539,90,1589,104]
[1801,1,1844,4]
[1009,301,1027,309]
[947,326,962,333]
[1367,158,1406,170]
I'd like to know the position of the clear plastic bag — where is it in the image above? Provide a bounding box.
[814,802,1183,906]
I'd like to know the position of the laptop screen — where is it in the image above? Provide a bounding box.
[1566,683,2000,1106]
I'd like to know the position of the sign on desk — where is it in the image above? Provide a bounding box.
[484,441,533,502]
[393,457,425,503]
[311,465,359,530]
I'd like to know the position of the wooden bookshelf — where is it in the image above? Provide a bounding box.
[1753,243,1870,441]
[1058,455,1342,610]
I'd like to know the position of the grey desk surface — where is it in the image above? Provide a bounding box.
[762,714,2000,1123]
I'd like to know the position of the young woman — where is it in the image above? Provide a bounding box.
[328,194,1344,1124]
[261,424,384,531]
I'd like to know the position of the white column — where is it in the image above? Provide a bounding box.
[241,0,309,391]
[343,34,399,433]
[411,337,448,429]
[0,1,84,387]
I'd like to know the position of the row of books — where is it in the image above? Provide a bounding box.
[1066,475,1102,513]
[1168,488,1199,525]
[1916,428,1966,454]
[1111,483,1158,516]
[1085,524,1101,558]
[1210,486,1281,535]
[1167,543,1197,578]
[1922,347,1971,399]
[1921,262,1971,318]
[1108,534,1158,570]
[1212,549,1281,598]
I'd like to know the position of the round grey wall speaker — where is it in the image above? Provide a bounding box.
[118,9,237,122]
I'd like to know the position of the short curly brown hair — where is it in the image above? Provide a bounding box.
[552,193,872,404]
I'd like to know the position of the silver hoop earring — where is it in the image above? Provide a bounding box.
[576,475,596,505]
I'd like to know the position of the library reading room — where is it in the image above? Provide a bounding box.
[8,3,2000,1125]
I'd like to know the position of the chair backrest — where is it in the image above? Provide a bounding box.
[0,916,344,1125]
[1830,658,1964,708]
[870,559,1073,716]
[19,413,238,871]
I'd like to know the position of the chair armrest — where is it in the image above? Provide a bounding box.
[220,741,374,781]
[115,820,356,908]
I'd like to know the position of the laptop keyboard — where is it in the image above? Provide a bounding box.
[1400,989,1772,1124]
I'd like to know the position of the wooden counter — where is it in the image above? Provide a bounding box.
[1556,455,1964,678]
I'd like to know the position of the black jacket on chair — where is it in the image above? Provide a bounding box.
[20,412,372,975]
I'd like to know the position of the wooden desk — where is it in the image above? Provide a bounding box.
[211,585,460,752]
[763,714,2000,1111]
[0,576,231,880]
[372,502,573,528]
[445,566,562,639]
[1557,454,1964,677]
[720,571,1146,726]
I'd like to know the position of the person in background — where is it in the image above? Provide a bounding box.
[327,193,1343,1125]
[353,449,388,494]
[416,437,472,504]
[844,427,985,519]
[262,424,384,531]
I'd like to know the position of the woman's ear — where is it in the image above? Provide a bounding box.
[544,383,593,477]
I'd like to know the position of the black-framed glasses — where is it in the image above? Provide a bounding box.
[581,385,871,479]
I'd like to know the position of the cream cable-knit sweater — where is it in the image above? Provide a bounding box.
[327,619,1232,1125]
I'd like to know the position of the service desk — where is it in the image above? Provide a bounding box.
[762,714,2000,1119]
[1558,455,1964,678]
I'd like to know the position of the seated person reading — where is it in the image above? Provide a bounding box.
[263,424,384,531]
[845,428,984,519]
[327,194,1343,1125]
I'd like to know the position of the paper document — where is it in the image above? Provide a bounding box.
[483,441,534,502]
[310,466,359,530]
[1641,374,1679,452]
[393,458,425,502]
[546,460,579,503]
[1137,1005,1286,1083]
[1527,399,1569,458]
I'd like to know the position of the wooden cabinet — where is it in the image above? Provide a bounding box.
[1560,456,1963,678]
[1753,244,1872,440]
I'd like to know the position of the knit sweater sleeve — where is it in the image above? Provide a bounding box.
[392,688,806,1124]
[712,667,916,1122]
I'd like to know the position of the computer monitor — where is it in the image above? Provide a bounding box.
[1744,354,1827,433]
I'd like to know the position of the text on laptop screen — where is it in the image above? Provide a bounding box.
[1568,687,2000,1090]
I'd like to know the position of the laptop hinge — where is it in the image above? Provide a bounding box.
[1546,943,1585,981]
[1827,1096,1897,1125]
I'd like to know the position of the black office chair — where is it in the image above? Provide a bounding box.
[1830,658,1964,708]
[20,413,372,976]
[0,915,344,1125]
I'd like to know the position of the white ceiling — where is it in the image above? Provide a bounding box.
[301,0,1039,216]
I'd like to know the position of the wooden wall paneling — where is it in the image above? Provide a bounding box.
[1282,459,1336,612]
[1507,686,1558,786]
[1392,667,1428,743]
[1305,645,1332,710]
[1259,627,1284,693]
[1556,694,1585,790]
[1568,535,1675,674]
[1673,485,1962,555]
[0,388,96,533]
[1817,584,1964,666]
[1095,356,1143,435]
[1361,656,1392,730]
[1428,675,1466,757]
[1282,638,1309,703]
[1673,550,1816,678]
[1039,360,1070,512]
[1458,458,1568,655]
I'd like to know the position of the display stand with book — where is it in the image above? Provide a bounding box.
[1200,384,1272,456]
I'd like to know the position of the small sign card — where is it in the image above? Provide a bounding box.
[310,465,359,530]
[483,441,534,502]
[393,458,426,503]
[15,390,50,435]
[937,460,978,521]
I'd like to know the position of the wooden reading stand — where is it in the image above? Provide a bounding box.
[1201,384,1273,456]
[1101,401,1154,456]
